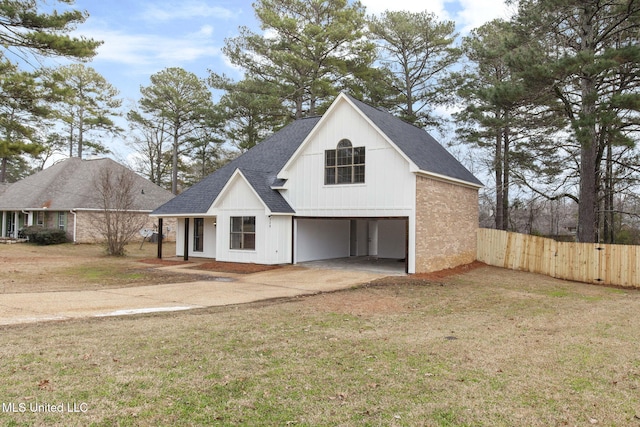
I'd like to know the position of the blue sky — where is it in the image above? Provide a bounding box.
[43,0,515,162]
[64,0,515,104]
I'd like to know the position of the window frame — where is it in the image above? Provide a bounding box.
[36,211,45,226]
[324,139,365,185]
[230,216,256,250]
[58,212,66,230]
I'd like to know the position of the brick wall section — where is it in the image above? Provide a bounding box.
[415,175,479,273]
[41,210,175,243]
[73,212,176,243]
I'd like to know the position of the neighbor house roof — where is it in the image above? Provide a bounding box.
[152,93,481,216]
[0,157,174,211]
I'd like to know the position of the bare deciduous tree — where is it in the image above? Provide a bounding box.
[90,166,147,256]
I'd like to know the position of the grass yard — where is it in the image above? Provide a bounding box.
[0,242,211,293]
[1,244,640,426]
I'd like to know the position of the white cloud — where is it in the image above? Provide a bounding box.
[360,0,515,34]
[81,27,220,69]
[360,0,449,20]
[198,25,215,37]
[141,1,237,22]
[455,0,516,34]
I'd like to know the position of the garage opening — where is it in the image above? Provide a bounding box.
[293,217,408,274]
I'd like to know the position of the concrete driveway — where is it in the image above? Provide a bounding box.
[0,264,387,326]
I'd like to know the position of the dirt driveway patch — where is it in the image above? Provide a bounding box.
[0,243,387,325]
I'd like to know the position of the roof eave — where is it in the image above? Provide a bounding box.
[415,170,484,190]
[150,213,212,218]
[269,211,295,216]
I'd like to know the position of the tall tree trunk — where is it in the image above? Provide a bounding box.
[576,6,598,243]
[603,137,614,243]
[578,131,599,242]
[69,122,74,158]
[503,122,510,231]
[77,109,84,158]
[154,142,162,185]
[0,157,7,183]
[309,94,317,116]
[295,96,304,119]
[405,64,414,118]
[172,133,179,195]
[495,124,504,230]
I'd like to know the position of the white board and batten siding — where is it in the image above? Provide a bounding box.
[279,99,416,218]
[210,172,292,265]
[280,99,416,270]
[176,219,217,259]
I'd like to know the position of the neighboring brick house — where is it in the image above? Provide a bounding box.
[152,93,482,274]
[0,157,175,243]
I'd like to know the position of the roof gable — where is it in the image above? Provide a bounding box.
[211,169,268,212]
[211,168,294,214]
[279,92,481,187]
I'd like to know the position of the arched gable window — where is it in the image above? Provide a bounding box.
[337,139,352,149]
[325,139,365,185]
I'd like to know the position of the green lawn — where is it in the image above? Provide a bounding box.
[1,264,640,426]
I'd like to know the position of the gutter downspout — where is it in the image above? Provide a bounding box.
[13,211,18,238]
[70,210,77,243]
[20,210,32,239]
[21,210,32,227]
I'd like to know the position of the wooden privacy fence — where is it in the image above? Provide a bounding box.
[476,228,640,288]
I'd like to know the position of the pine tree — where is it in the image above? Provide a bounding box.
[369,10,460,129]
[0,0,100,61]
[511,0,640,242]
[136,67,216,194]
[221,0,375,120]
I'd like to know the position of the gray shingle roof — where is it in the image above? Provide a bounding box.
[153,116,321,215]
[345,95,483,186]
[0,157,174,211]
[152,95,481,216]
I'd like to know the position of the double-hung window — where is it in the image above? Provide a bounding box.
[58,212,66,230]
[230,216,255,250]
[36,211,45,226]
[325,139,365,185]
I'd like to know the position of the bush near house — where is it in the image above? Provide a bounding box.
[22,225,68,245]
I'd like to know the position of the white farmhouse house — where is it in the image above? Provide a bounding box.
[152,93,482,273]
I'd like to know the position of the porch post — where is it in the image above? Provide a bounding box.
[291,218,296,264]
[183,218,189,261]
[13,211,18,238]
[1,211,6,237]
[157,218,163,259]
[405,218,409,274]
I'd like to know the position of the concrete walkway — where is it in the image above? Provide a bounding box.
[0,264,387,326]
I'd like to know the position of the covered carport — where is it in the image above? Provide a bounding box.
[293,217,408,274]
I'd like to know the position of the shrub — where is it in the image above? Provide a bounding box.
[22,226,68,245]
